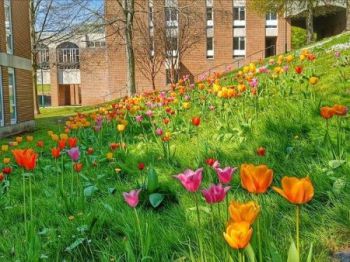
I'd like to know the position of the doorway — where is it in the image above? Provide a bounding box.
[265,37,277,57]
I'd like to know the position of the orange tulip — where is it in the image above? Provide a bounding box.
[73,163,83,173]
[332,104,348,116]
[228,201,260,225]
[12,149,38,171]
[223,222,253,249]
[240,164,273,194]
[320,106,335,119]
[272,176,314,204]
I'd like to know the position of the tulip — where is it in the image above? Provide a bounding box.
[206,158,216,166]
[320,106,335,119]
[215,166,236,184]
[273,176,314,257]
[202,184,230,204]
[67,147,80,162]
[117,124,126,132]
[138,162,145,171]
[174,168,203,192]
[223,221,253,250]
[68,137,78,148]
[3,158,10,164]
[2,167,12,174]
[309,76,318,85]
[16,136,23,143]
[332,104,348,116]
[272,176,314,205]
[123,189,142,208]
[192,117,201,126]
[12,149,38,171]
[295,66,303,74]
[240,164,273,194]
[26,136,33,142]
[228,201,260,225]
[58,139,67,150]
[106,152,113,160]
[256,147,266,156]
[51,148,61,159]
[135,115,143,123]
[87,147,94,155]
[73,163,83,173]
[36,140,44,148]
[155,128,163,136]
[0,173,4,182]
[1,145,8,152]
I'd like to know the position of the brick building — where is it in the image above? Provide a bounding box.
[42,0,291,107]
[0,0,34,137]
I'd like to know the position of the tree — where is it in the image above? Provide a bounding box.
[249,0,340,44]
[30,0,99,114]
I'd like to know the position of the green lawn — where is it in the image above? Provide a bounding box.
[0,33,349,261]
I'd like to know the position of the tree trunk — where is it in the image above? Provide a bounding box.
[125,0,136,97]
[306,0,314,44]
[151,76,156,90]
[29,0,40,114]
[347,0,350,31]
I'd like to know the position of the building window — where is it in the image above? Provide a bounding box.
[4,0,13,54]
[207,37,214,59]
[8,68,16,124]
[233,37,245,57]
[37,44,50,69]
[266,12,277,28]
[165,7,178,27]
[57,42,80,69]
[0,68,4,126]
[233,6,245,28]
[206,7,213,27]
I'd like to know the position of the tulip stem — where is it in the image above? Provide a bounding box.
[194,193,201,227]
[22,172,27,241]
[134,208,143,257]
[296,205,300,259]
[29,173,33,220]
[238,249,244,262]
[257,216,263,262]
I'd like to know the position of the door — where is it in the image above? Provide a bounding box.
[265,37,277,57]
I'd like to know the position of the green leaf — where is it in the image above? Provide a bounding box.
[84,185,98,197]
[268,241,283,262]
[149,193,164,208]
[333,177,346,194]
[287,239,299,262]
[147,167,159,192]
[328,160,345,169]
[306,243,313,262]
[244,244,256,262]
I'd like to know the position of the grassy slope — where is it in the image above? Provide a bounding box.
[0,33,350,261]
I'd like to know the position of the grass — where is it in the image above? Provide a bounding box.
[0,33,350,261]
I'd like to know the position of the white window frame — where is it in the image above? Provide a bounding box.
[206,37,214,59]
[233,36,245,56]
[0,67,4,126]
[4,0,14,55]
[266,12,277,28]
[206,7,213,27]
[8,68,17,124]
[165,6,178,28]
[233,6,245,28]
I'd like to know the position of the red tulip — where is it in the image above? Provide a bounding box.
[12,149,38,171]
[192,117,201,126]
[51,147,61,159]
[110,143,119,151]
[256,147,266,156]
[206,158,216,166]
[68,137,78,148]
[87,147,94,155]
[58,139,66,150]
[138,162,145,171]
[37,140,44,148]
[73,162,83,172]
[163,118,170,125]
[0,173,4,182]
[295,66,303,74]
[2,167,12,174]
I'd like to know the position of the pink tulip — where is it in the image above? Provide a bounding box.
[135,115,143,123]
[67,147,80,162]
[155,128,163,136]
[212,160,220,169]
[202,184,231,204]
[174,168,203,192]
[123,189,141,208]
[215,166,236,184]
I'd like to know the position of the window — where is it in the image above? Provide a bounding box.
[206,7,213,27]
[207,37,214,59]
[266,12,277,28]
[233,37,245,57]
[37,44,50,69]
[233,6,245,27]
[57,42,80,69]
[165,7,178,27]
[8,68,16,124]
[4,0,13,54]
[0,68,4,126]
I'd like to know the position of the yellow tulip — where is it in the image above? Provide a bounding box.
[117,124,126,132]
[223,222,253,250]
[228,201,260,225]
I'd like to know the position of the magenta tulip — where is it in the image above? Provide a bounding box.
[202,184,231,204]
[174,168,203,192]
[67,147,80,162]
[123,189,141,208]
[215,166,237,184]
